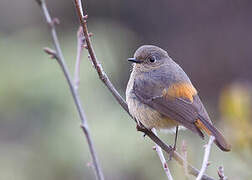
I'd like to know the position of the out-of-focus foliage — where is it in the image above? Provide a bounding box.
[1,0,252,180]
[219,82,252,150]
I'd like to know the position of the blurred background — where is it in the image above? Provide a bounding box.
[1,0,252,179]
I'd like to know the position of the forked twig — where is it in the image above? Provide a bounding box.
[73,0,215,180]
[152,128,173,180]
[196,136,215,180]
[36,1,104,180]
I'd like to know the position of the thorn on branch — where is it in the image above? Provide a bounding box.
[52,17,60,25]
[43,47,58,59]
[48,17,60,28]
[87,161,94,168]
[83,14,88,22]
[88,32,94,37]
[207,162,211,167]
[78,32,93,49]
[77,27,93,49]
[83,15,88,20]
[82,33,93,44]
[84,44,88,49]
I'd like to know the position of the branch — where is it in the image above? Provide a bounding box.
[181,140,189,179]
[74,27,85,90]
[196,136,215,180]
[218,166,227,180]
[73,1,215,180]
[36,1,104,180]
[73,0,130,114]
[152,129,173,180]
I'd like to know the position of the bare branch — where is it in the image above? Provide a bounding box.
[152,128,174,180]
[181,140,189,179]
[72,0,216,180]
[196,136,215,180]
[73,0,129,114]
[43,47,58,59]
[218,166,227,180]
[36,1,104,180]
[74,27,85,90]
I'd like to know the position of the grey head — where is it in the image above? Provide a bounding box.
[128,45,170,68]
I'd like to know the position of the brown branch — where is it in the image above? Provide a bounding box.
[73,0,130,114]
[72,1,216,180]
[36,1,104,180]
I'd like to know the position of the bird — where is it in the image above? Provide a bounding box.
[126,45,231,152]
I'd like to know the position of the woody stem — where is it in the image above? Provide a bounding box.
[73,0,215,180]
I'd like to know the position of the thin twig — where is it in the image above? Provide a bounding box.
[72,1,215,180]
[74,27,85,90]
[152,128,173,180]
[36,1,104,180]
[196,136,215,180]
[181,140,189,179]
[218,166,227,180]
[73,0,129,114]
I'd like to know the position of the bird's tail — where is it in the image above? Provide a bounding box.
[195,117,231,152]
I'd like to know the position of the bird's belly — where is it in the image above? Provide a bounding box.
[127,95,179,130]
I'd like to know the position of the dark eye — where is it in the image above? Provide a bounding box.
[149,56,156,63]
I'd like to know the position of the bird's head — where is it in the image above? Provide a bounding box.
[128,45,169,71]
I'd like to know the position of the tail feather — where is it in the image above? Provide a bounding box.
[195,117,231,152]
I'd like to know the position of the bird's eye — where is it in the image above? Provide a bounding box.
[149,56,156,63]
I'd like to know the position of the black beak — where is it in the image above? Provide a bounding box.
[127,58,141,63]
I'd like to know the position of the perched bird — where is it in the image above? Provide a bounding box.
[126,45,231,151]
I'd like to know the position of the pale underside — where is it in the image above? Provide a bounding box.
[127,94,185,133]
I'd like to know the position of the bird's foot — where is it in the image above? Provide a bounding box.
[136,124,148,137]
[168,146,176,161]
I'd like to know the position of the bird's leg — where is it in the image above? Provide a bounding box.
[173,125,179,150]
[169,125,179,160]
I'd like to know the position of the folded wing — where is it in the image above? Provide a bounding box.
[133,78,231,151]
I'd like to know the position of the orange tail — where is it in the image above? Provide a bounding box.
[195,118,231,152]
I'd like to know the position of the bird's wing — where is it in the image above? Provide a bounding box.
[133,77,231,151]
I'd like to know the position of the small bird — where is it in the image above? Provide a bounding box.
[126,45,231,151]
